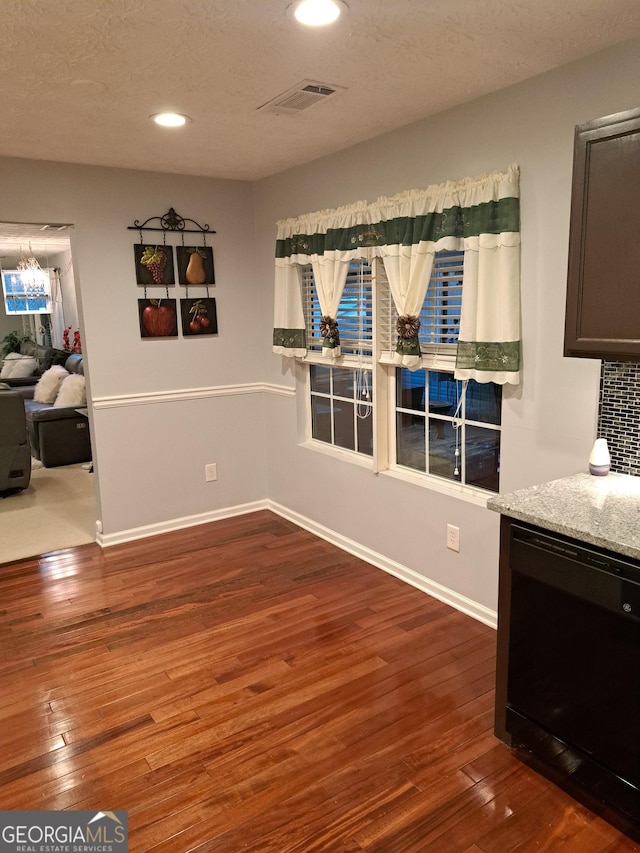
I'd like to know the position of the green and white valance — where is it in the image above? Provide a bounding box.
[450,166,521,385]
[274,201,369,359]
[273,165,521,384]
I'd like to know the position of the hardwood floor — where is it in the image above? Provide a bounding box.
[0,510,637,852]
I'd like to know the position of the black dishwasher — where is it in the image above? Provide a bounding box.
[505,522,640,824]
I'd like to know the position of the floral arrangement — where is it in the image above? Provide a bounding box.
[319,315,339,345]
[63,326,82,353]
[396,315,421,339]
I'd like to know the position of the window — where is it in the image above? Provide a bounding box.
[309,364,373,456]
[300,253,503,494]
[380,251,501,492]
[1,269,51,315]
[302,260,373,357]
[395,368,501,492]
[419,250,463,347]
[303,260,374,459]
[380,250,464,359]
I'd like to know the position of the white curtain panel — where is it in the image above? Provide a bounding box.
[370,189,444,371]
[370,166,520,379]
[273,201,369,359]
[273,166,521,382]
[454,166,521,385]
[309,202,369,358]
[49,269,66,350]
[273,262,306,357]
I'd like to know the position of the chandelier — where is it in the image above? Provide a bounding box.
[17,242,42,272]
[16,243,47,295]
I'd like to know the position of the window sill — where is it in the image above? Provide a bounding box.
[378,349,457,372]
[302,352,373,368]
[380,464,491,507]
[300,439,374,470]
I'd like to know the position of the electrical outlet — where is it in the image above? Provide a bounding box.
[205,463,217,482]
[447,523,460,552]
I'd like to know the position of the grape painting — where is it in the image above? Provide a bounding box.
[134,243,175,286]
[140,246,167,284]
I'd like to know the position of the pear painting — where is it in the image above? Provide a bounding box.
[177,246,215,286]
[186,250,206,284]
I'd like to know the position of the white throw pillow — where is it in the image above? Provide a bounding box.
[0,352,27,378]
[54,373,86,408]
[7,355,38,379]
[34,365,69,404]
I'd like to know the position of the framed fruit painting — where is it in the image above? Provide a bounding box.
[176,246,215,286]
[134,244,175,286]
[180,298,217,336]
[138,299,178,338]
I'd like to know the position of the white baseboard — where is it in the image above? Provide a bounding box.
[268,501,497,629]
[96,499,269,548]
[95,497,496,629]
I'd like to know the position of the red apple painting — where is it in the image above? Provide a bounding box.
[138,299,178,338]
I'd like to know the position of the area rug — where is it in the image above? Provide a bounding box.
[0,463,96,563]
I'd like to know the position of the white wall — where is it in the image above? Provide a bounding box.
[254,37,640,615]
[0,158,267,537]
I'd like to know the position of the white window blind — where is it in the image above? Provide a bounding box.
[380,250,464,356]
[302,260,373,357]
[421,250,463,346]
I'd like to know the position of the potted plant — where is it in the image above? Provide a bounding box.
[0,330,29,360]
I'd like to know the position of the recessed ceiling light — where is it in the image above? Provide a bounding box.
[150,113,191,127]
[289,0,347,26]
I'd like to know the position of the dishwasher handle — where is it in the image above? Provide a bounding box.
[510,524,640,621]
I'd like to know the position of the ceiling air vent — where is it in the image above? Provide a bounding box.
[258,80,345,115]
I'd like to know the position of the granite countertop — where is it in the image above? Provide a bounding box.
[487,471,640,561]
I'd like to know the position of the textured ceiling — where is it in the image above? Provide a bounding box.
[0,223,71,266]
[0,0,639,181]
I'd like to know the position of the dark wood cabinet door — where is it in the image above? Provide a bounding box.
[564,108,640,360]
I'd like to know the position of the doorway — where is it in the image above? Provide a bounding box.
[0,221,97,562]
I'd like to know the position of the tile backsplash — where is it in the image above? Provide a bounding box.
[598,361,640,476]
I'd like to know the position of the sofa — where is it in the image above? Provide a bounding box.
[0,341,69,397]
[0,389,31,492]
[23,353,92,468]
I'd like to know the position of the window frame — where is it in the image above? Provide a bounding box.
[298,256,504,503]
[388,367,502,493]
[306,360,375,460]
[1,268,52,315]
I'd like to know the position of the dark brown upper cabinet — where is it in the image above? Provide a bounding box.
[564,107,640,360]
